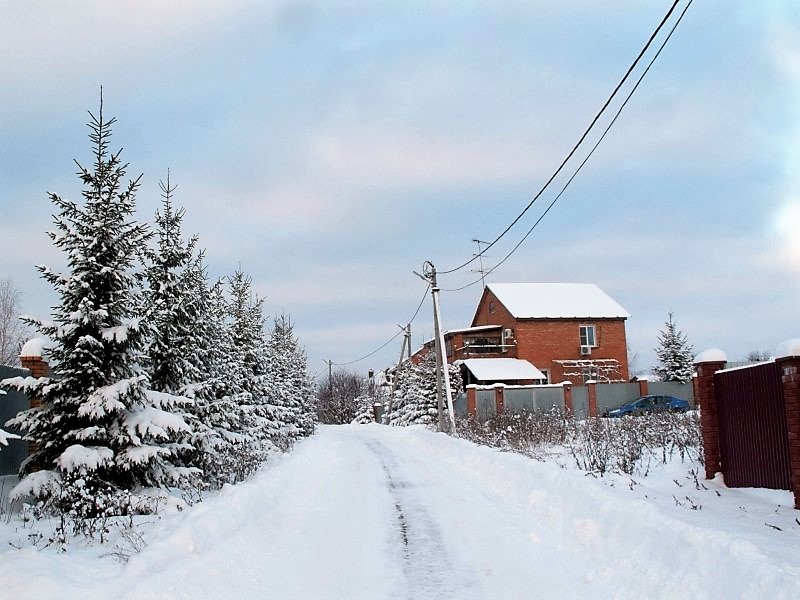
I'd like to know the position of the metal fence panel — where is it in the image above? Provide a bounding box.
[453,393,467,418]
[649,381,694,406]
[503,388,533,413]
[533,387,565,413]
[714,362,791,490]
[0,365,30,476]
[476,389,496,422]
[571,386,589,420]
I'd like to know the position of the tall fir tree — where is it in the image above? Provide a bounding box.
[224,270,275,467]
[141,173,200,394]
[6,98,191,512]
[653,311,695,384]
[266,314,316,444]
[140,174,204,487]
[186,273,254,487]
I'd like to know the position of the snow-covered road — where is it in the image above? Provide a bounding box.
[2,424,799,599]
[125,424,609,599]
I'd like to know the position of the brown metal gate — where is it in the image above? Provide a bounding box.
[714,362,791,489]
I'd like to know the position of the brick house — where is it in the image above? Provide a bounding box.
[410,283,630,386]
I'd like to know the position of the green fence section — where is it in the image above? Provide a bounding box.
[0,365,30,476]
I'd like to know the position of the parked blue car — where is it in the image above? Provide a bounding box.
[604,395,690,417]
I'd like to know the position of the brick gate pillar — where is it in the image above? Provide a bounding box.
[637,377,649,398]
[586,381,597,417]
[19,338,50,458]
[562,382,573,416]
[466,385,477,418]
[19,338,50,405]
[693,349,727,481]
[776,340,800,509]
[494,384,505,416]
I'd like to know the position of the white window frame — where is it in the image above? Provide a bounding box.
[579,324,597,348]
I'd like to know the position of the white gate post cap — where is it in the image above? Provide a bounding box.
[694,348,727,364]
[20,337,47,358]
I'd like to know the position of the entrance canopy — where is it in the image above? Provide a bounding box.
[460,358,545,382]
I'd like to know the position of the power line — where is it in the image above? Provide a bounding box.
[331,284,431,367]
[439,0,682,276]
[442,0,694,294]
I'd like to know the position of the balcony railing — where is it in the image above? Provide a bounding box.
[456,341,515,357]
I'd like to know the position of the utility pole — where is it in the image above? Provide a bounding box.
[414,261,456,434]
[386,324,411,419]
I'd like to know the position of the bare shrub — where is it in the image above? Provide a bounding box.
[456,408,572,459]
[459,409,702,478]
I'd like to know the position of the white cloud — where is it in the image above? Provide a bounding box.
[178,123,553,239]
[252,262,425,310]
[0,0,264,79]
[772,201,800,272]
[311,129,550,189]
[764,20,800,273]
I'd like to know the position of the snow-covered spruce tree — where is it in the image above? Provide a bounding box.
[653,311,695,384]
[385,353,462,427]
[187,273,254,488]
[265,313,316,444]
[139,174,205,488]
[141,174,200,395]
[351,393,378,424]
[224,270,274,473]
[6,100,191,515]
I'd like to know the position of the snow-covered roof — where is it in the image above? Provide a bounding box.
[460,358,545,381]
[485,283,630,319]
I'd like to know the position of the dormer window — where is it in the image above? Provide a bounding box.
[579,324,596,347]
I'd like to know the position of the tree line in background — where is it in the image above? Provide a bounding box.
[0,99,316,526]
[317,352,462,428]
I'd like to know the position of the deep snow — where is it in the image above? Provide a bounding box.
[1,424,798,599]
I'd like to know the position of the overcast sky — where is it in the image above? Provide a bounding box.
[2,0,799,380]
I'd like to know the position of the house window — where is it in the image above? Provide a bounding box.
[579,324,596,347]
[540,369,551,384]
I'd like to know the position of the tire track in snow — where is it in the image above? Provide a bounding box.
[364,438,481,600]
